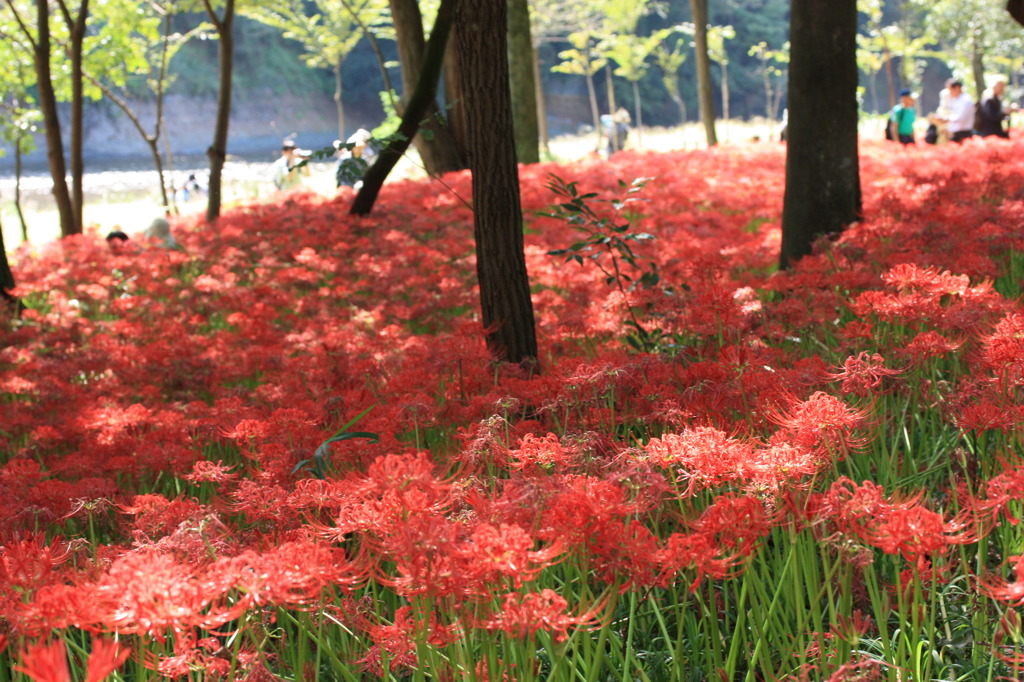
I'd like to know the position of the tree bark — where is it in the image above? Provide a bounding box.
[204,0,235,223]
[454,0,538,367]
[533,44,549,155]
[1011,0,1024,26]
[26,0,77,236]
[780,0,861,270]
[0,213,18,312]
[351,0,455,216]
[507,0,539,164]
[690,0,717,146]
[15,140,29,242]
[59,0,89,234]
[334,58,346,139]
[389,0,464,175]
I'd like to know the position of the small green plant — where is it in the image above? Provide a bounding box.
[294,405,379,479]
[544,174,679,352]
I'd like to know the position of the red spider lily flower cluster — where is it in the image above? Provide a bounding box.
[2,136,1024,677]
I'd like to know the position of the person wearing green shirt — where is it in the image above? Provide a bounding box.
[888,89,917,145]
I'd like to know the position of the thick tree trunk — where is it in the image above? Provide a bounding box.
[389,0,464,175]
[205,0,235,223]
[1011,0,1024,26]
[690,0,717,146]
[780,0,861,270]
[351,0,455,216]
[0,214,18,313]
[507,0,539,164]
[454,0,538,367]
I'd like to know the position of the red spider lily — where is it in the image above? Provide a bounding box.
[0,534,73,594]
[357,605,462,673]
[644,427,757,496]
[14,637,129,682]
[506,433,582,473]
[475,588,609,643]
[978,554,1024,607]
[768,392,872,461]
[828,352,902,397]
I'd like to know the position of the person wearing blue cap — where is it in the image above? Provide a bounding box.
[887,88,917,145]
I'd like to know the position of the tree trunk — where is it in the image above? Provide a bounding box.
[533,44,549,155]
[1011,0,1024,26]
[0,213,17,310]
[65,0,89,234]
[586,72,602,151]
[15,140,29,243]
[28,0,76,237]
[721,62,729,123]
[389,0,465,175]
[690,0,717,146]
[632,79,643,148]
[205,0,235,223]
[334,58,346,139]
[780,0,861,270]
[605,64,617,147]
[971,39,985,100]
[454,0,538,367]
[507,0,539,164]
[351,0,455,216]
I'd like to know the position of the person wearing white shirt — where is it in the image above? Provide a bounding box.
[944,80,975,142]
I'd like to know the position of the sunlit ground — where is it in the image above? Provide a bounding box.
[0,119,794,252]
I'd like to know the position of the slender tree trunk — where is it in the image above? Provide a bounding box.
[64,0,89,233]
[780,0,861,270]
[507,0,539,164]
[205,0,235,223]
[351,0,455,216]
[15,140,28,243]
[533,44,549,155]
[586,72,602,152]
[971,39,985,100]
[632,80,643,149]
[389,0,464,175]
[334,59,346,139]
[605,64,617,140]
[30,0,77,236]
[454,0,538,367]
[721,62,730,123]
[882,39,895,109]
[690,0,717,146]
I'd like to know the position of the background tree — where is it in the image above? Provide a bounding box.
[552,31,606,152]
[748,41,788,130]
[3,0,78,236]
[454,0,538,366]
[0,47,39,242]
[690,0,717,146]
[86,0,203,215]
[652,24,692,124]
[600,0,658,149]
[0,214,15,310]
[508,0,539,164]
[245,0,389,140]
[706,24,735,129]
[388,0,464,175]
[781,0,861,270]
[203,0,235,223]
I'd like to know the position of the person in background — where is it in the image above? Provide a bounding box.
[271,139,311,191]
[942,80,975,143]
[976,79,1016,138]
[335,129,377,189]
[926,78,957,144]
[105,230,132,254]
[888,88,917,145]
[144,217,178,249]
[606,108,631,156]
